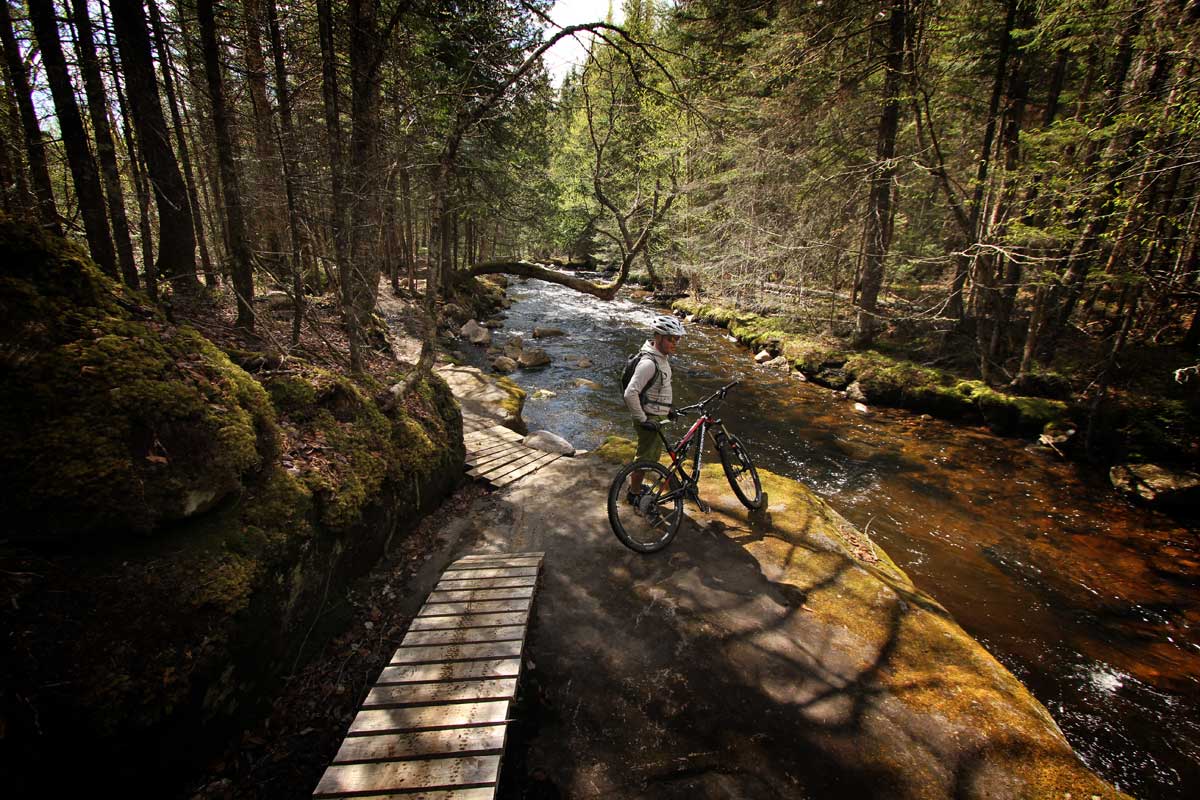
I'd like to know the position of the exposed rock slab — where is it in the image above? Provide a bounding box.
[442,443,1126,799]
[435,363,526,433]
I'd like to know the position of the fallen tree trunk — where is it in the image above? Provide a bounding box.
[462,259,626,300]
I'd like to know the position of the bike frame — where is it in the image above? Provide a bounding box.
[652,409,734,502]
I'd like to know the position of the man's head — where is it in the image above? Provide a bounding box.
[650,314,685,354]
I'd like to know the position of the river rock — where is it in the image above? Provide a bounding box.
[1110,463,1200,507]
[504,335,524,357]
[573,378,601,390]
[533,326,566,339]
[518,347,552,368]
[754,349,773,364]
[460,319,491,346]
[763,355,790,371]
[491,356,518,374]
[443,303,468,323]
[846,381,867,402]
[523,430,575,456]
[853,402,870,415]
[531,389,556,400]
[685,314,697,323]
[576,357,594,368]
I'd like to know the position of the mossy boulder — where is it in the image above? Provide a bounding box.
[674,296,1071,436]
[0,220,276,540]
[0,221,467,792]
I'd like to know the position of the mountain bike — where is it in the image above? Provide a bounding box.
[608,379,764,553]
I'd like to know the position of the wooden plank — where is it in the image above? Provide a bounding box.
[449,557,541,569]
[453,552,544,562]
[427,587,534,603]
[364,678,518,708]
[464,440,518,459]
[418,598,531,617]
[348,701,510,735]
[419,599,531,617]
[332,725,508,764]
[441,567,539,580]
[410,612,529,630]
[490,453,561,487]
[401,626,526,648]
[434,576,536,591]
[471,451,546,481]
[316,788,497,800]
[464,445,525,466]
[376,659,521,685]
[390,640,523,664]
[467,447,533,473]
[483,425,524,442]
[313,754,501,796]
[485,451,560,483]
[464,437,522,455]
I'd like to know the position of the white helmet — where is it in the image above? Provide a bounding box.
[651,314,685,338]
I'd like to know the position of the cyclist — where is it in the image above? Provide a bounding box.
[624,314,685,502]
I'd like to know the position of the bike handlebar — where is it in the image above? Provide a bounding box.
[669,379,740,419]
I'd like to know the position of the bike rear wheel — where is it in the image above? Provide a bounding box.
[608,461,684,553]
[718,435,764,509]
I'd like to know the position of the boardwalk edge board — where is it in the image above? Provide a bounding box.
[314,552,543,799]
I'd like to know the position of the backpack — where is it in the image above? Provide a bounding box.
[621,351,659,406]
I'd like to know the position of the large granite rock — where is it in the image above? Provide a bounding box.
[460,319,491,346]
[518,347,552,368]
[523,430,575,456]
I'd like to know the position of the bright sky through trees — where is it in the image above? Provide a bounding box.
[544,0,623,86]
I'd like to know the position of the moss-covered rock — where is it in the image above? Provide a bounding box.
[0,220,276,540]
[673,296,1071,436]
[0,220,467,792]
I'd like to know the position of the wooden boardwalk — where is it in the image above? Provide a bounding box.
[313,552,544,799]
[463,413,562,488]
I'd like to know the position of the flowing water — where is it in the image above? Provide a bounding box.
[460,277,1200,799]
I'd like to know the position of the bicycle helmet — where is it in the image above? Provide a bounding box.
[650,314,686,338]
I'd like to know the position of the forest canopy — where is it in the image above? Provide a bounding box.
[1,0,1197,457]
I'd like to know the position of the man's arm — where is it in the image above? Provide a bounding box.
[623,358,657,422]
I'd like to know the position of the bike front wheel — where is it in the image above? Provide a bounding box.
[718,435,764,509]
[607,461,684,553]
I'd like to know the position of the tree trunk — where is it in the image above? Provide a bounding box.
[69,0,138,287]
[316,0,356,367]
[111,0,198,295]
[197,0,254,328]
[242,0,283,262]
[28,0,117,277]
[947,0,1017,323]
[100,0,155,294]
[0,0,59,232]
[855,0,905,347]
[148,0,214,287]
[265,0,305,346]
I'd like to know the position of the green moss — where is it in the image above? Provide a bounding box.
[594,434,638,464]
[493,374,527,420]
[0,220,276,539]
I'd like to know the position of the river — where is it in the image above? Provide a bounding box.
[458,276,1199,799]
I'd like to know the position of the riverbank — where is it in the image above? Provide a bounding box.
[671,295,1200,506]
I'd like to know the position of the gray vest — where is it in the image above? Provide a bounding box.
[639,342,672,416]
